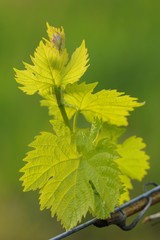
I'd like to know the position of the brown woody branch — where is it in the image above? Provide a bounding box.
[94,189,160,229]
[49,184,160,240]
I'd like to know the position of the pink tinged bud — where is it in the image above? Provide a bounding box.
[52,32,64,51]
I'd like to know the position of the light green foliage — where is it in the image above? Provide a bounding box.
[116,136,150,203]
[15,24,150,230]
[65,82,143,126]
[117,136,150,181]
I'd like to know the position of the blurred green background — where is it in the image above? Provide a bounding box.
[0,0,160,239]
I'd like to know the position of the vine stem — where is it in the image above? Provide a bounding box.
[72,111,79,133]
[49,184,160,240]
[54,86,71,130]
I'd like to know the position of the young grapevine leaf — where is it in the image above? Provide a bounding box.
[40,150,121,230]
[14,23,89,96]
[21,122,121,229]
[64,82,143,126]
[96,126,149,202]
[96,122,125,144]
[119,175,133,203]
[115,136,150,203]
[15,24,150,230]
[60,40,89,86]
[116,136,150,180]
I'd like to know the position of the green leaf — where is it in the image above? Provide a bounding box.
[116,136,150,180]
[118,175,133,204]
[15,40,69,95]
[64,82,143,126]
[20,122,121,230]
[40,151,121,230]
[75,120,102,154]
[64,81,97,107]
[60,40,89,86]
[20,120,72,191]
[96,122,125,144]
[20,132,57,191]
[15,26,89,97]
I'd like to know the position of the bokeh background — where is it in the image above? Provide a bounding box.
[0,0,160,239]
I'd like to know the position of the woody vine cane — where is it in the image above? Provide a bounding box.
[50,184,160,240]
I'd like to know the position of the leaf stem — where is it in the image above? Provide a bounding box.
[73,111,79,133]
[54,86,71,130]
